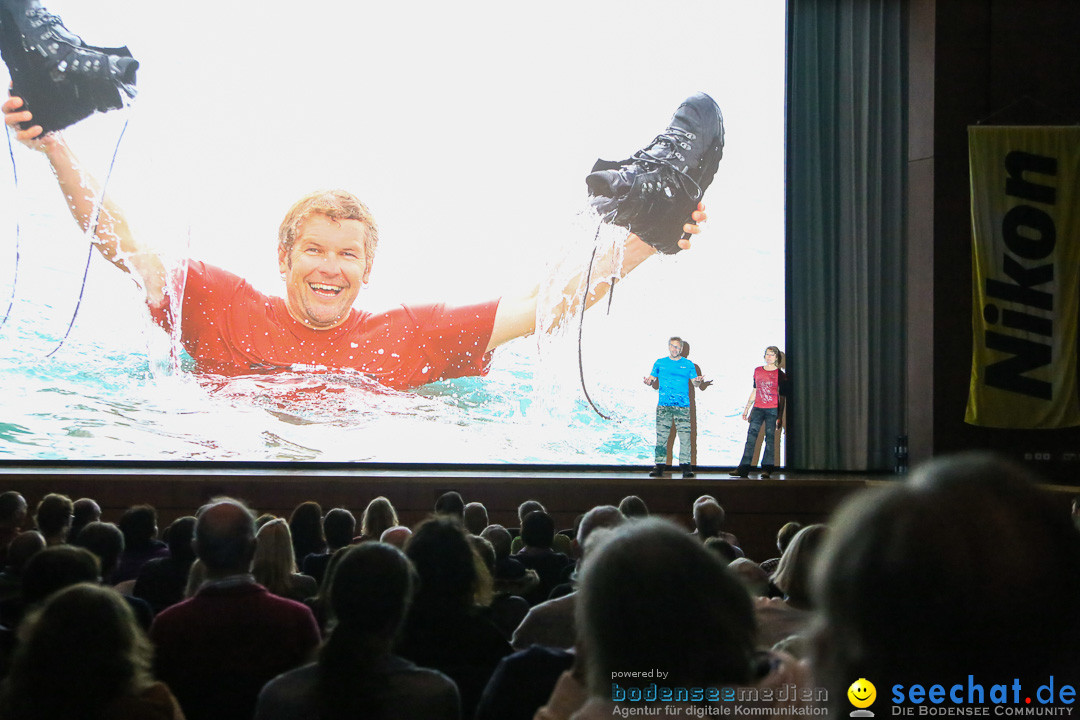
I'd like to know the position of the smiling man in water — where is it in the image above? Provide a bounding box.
[3,95,707,391]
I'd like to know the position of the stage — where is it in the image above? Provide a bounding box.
[0,464,893,561]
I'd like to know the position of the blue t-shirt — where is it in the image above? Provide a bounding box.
[651,356,697,407]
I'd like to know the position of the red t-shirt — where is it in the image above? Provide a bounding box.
[149,261,498,390]
[753,366,786,409]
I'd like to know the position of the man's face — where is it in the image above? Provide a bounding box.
[278,215,372,329]
[668,341,683,359]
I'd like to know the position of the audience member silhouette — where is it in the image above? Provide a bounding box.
[32,494,72,547]
[133,515,197,614]
[463,502,489,536]
[288,501,326,565]
[0,493,28,567]
[812,452,1080,705]
[358,496,398,543]
[0,583,184,720]
[114,505,170,584]
[435,491,466,521]
[67,498,101,550]
[514,511,572,605]
[616,495,649,519]
[150,498,320,720]
[253,518,319,602]
[256,542,460,720]
[301,507,355,586]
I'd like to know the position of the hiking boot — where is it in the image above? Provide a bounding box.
[729,465,749,478]
[0,0,138,132]
[648,463,666,478]
[586,92,724,254]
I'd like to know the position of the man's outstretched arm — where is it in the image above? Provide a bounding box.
[485,204,707,352]
[2,95,166,305]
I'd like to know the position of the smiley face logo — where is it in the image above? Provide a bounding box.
[847,678,877,709]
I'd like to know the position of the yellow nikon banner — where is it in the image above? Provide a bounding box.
[966,126,1080,428]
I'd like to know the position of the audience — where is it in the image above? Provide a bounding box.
[812,452,1080,706]
[755,523,827,649]
[0,493,28,567]
[301,507,356,586]
[510,500,574,556]
[514,511,572,605]
[256,542,460,720]
[71,520,154,629]
[114,504,170,585]
[67,497,101,549]
[0,583,184,719]
[379,524,411,548]
[758,520,801,574]
[150,498,320,720]
[253,518,319,602]
[358,496,399,543]
[288,501,326,565]
[396,516,511,719]
[32,494,72,547]
[463,502,489,536]
[133,515,197,614]
[435,491,466,521]
[616,494,649,519]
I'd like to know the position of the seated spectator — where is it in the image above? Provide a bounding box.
[113,505,170,585]
[71,521,154,630]
[758,521,802,575]
[133,516,197,614]
[32,494,72,547]
[0,493,27,567]
[511,501,573,556]
[379,525,411,548]
[357,497,398,543]
[691,497,743,554]
[256,543,460,720]
[288,501,326,565]
[514,512,571,605]
[463,502,489,536]
[475,645,575,720]
[151,498,321,720]
[812,452,1080,706]
[0,532,45,629]
[435,491,466,521]
[704,536,741,563]
[397,516,511,719]
[14,545,101,629]
[535,518,812,718]
[511,505,625,652]
[67,498,101,549]
[0,583,183,719]
[617,495,649,519]
[253,519,319,602]
[480,525,538,598]
[469,533,528,641]
[301,508,356,586]
[754,523,827,649]
[728,558,771,599]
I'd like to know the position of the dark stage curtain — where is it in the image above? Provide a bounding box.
[786,0,907,470]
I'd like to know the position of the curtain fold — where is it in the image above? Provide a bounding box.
[786,0,907,470]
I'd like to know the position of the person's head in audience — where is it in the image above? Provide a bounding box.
[728,558,770,598]
[776,521,802,554]
[434,491,465,521]
[770,523,827,609]
[0,583,159,719]
[163,516,197,565]
[704,536,739,563]
[517,500,545,528]
[33,494,73,546]
[361,496,398,540]
[313,543,417,718]
[255,513,278,530]
[577,518,757,697]
[20,545,100,608]
[323,508,356,551]
[480,524,512,561]
[253,518,299,595]
[0,492,28,532]
[288,500,326,560]
[575,505,626,557]
[406,516,477,610]
[813,452,1080,699]
[519,510,556,551]
[463,502,489,535]
[379,525,411,548]
[68,498,101,544]
[4,531,45,575]
[194,498,257,580]
[73,521,125,583]
[693,499,725,539]
[117,504,159,551]
[617,495,649,519]
[466,534,496,606]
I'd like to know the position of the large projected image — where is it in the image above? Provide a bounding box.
[0,1,786,464]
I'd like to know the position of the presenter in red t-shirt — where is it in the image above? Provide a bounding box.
[730,346,787,478]
[3,96,708,391]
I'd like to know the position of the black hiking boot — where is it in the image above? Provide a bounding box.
[0,0,138,132]
[586,92,724,254]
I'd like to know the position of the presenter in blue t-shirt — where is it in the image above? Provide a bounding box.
[644,337,704,478]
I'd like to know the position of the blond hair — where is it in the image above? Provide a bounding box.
[278,190,379,264]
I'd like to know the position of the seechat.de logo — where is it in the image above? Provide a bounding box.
[849,678,878,717]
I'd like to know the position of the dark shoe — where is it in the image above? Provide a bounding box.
[681,465,696,479]
[729,465,749,478]
[586,92,724,254]
[648,464,665,478]
[760,469,771,479]
[0,0,138,133]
